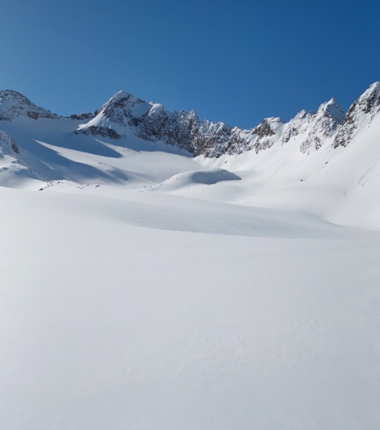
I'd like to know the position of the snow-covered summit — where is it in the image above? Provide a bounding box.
[75,90,153,138]
[0,89,60,121]
[79,90,152,131]
[357,81,380,113]
[99,90,152,123]
[317,98,345,122]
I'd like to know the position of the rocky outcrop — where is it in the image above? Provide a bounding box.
[70,112,94,120]
[280,98,345,154]
[75,126,123,139]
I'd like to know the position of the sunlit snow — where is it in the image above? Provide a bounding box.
[1,85,380,429]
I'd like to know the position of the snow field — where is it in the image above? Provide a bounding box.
[1,86,380,428]
[1,187,380,429]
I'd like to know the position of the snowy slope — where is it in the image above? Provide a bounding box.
[0,82,378,229]
[1,82,380,429]
[1,186,380,430]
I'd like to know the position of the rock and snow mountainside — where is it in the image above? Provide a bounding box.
[0,89,60,121]
[0,130,30,185]
[1,82,380,227]
[334,81,380,147]
[75,86,350,157]
[4,84,380,430]
[1,82,378,159]
[135,96,346,157]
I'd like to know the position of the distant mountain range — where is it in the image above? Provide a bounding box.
[2,81,380,231]
[1,82,379,159]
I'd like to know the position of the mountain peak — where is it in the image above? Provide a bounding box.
[356,81,380,114]
[317,98,345,123]
[107,90,136,103]
[0,89,59,121]
[333,81,380,148]
[0,89,32,104]
[77,90,153,131]
[99,91,151,123]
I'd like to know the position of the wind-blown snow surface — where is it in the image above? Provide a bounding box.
[2,186,380,430]
[1,85,380,429]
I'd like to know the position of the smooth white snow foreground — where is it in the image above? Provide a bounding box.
[1,186,380,430]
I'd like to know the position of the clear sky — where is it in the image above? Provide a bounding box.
[1,0,380,128]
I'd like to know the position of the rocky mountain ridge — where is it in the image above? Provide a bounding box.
[1,83,380,158]
[75,83,379,157]
[333,82,380,148]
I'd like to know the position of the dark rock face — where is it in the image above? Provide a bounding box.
[255,119,275,138]
[137,106,283,157]
[137,109,233,156]
[70,113,94,120]
[11,140,19,153]
[75,126,123,139]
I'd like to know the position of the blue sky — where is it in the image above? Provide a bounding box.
[1,0,380,128]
